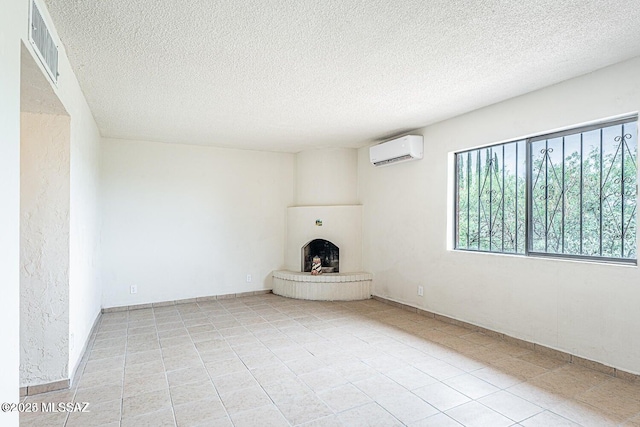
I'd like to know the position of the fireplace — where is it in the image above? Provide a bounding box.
[273,150,371,300]
[302,239,339,273]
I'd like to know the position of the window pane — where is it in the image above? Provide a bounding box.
[469,151,479,248]
[546,137,563,254]
[455,141,525,254]
[601,124,623,258]
[563,133,582,255]
[490,146,504,251]
[622,122,637,259]
[530,139,548,252]
[503,142,517,252]
[582,129,601,256]
[479,148,491,251]
[530,120,637,260]
[456,117,636,262]
[516,141,526,253]
[456,154,469,249]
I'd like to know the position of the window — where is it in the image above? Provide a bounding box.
[455,117,638,263]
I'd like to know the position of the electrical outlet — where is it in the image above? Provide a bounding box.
[418,286,424,296]
[246,274,252,283]
[130,285,137,294]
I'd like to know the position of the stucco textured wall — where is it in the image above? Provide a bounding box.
[20,112,71,386]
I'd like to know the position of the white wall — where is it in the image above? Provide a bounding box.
[14,0,103,387]
[296,148,358,206]
[100,138,294,307]
[20,112,71,387]
[61,53,103,379]
[29,0,104,382]
[359,56,640,374]
[0,0,25,422]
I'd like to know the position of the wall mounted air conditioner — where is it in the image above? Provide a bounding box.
[369,135,423,167]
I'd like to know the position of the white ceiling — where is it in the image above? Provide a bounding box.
[44,0,640,152]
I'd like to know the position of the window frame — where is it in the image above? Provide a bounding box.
[454,116,638,265]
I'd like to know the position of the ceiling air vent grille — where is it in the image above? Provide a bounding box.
[29,0,59,84]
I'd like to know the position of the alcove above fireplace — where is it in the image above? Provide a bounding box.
[302,239,339,273]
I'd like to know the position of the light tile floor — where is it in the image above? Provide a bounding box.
[19,294,640,426]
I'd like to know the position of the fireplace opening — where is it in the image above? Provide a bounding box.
[302,239,339,273]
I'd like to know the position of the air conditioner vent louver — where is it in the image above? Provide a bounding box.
[30,0,59,84]
[373,154,413,166]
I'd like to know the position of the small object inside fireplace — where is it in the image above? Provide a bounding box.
[311,256,322,275]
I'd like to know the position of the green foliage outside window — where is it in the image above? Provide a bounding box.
[456,119,637,262]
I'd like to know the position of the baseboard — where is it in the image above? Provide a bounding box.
[21,378,70,396]
[372,295,639,382]
[22,290,275,396]
[21,310,102,397]
[70,311,102,387]
[102,289,273,313]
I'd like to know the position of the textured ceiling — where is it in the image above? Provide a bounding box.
[45,0,640,152]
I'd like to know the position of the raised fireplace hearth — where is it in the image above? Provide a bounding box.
[272,270,372,301]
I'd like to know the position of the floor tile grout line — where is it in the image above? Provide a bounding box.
[116,310,129,427]
[61,312,106,427]
[153,306,180,427]
[249,299,351,420]
[200,299,299,426]
[271,300,415,425]
[42,294,640,427]
[176,301,235,425]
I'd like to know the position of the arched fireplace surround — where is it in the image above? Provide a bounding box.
[302,239,339,273]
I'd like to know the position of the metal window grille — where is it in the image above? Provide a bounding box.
[455,116,638,264]
[456,140,527,254]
